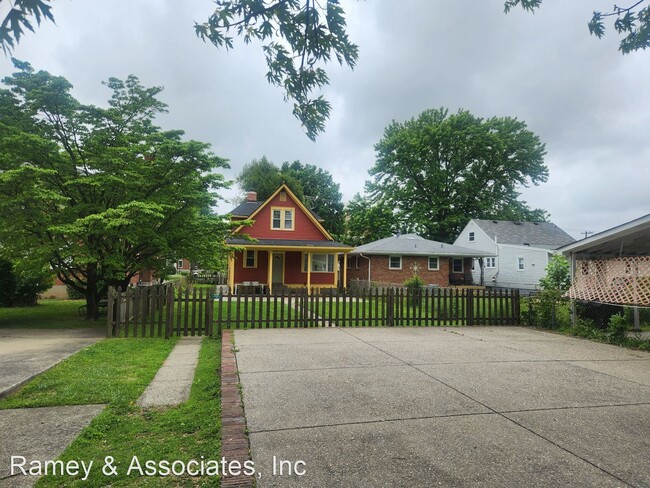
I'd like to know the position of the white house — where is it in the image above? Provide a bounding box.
[454,219,575,290]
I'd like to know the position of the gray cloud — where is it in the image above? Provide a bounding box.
[1,0,647,239]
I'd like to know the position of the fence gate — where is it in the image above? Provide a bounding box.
[106,285,214,338]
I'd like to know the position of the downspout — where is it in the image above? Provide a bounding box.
[359,254,371,286]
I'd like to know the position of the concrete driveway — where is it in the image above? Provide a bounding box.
[233,327,650,487]
[0,328,103,397]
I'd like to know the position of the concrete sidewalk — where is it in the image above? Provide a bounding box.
[138,336,203,407]
[234,327,650,487]
[0,328,103,398]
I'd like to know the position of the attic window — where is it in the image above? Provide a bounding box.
[468,232,475,242]
[279,191,287,202]
[271,207,294,230]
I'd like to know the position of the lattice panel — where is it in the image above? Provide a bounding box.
[566,257,650,307]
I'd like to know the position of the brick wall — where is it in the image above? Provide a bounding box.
[347,255,453,287]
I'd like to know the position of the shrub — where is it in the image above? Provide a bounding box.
[608,313,631,339]
[404,275,425,307]
[0,258,53,307]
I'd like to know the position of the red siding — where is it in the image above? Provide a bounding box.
[233,251,269,284]
[240,192,328,241]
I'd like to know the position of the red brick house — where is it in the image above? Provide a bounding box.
[226,184,352,293]
[347,234,492,288]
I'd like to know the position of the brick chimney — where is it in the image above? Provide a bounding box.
[246,191,257,202]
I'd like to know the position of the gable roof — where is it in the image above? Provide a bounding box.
[230,201,263,218]
[231,184,333,240]
[351,234,493,257]
[472,220,575,249]
[229,194,324,222]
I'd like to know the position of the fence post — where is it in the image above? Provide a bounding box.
[512,289,520,325]
[165,284,173,338]
[386,288,394,327]
[466,289,473,326]
[106,287,114,338]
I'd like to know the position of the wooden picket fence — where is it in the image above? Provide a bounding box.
[215,287,520,332]
[107,286,520,338]
[106,284,214,338]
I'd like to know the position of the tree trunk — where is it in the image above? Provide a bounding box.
[85,267,100,320]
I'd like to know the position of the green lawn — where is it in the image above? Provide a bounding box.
[0,338,176,409]
[0,337,222,486]
[307,295,518,326]
[0,299,101,329]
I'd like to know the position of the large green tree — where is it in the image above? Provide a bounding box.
[0,60,233,319]
[237,156,304,202]
[237,157,344,237]
[279,160,344,237]
[368,108,549,243]
[343,193,395,247]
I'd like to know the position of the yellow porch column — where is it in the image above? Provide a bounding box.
[334,253,339,289]
[307,252,312,294]
[267,251,273,294]
[227,253,235,293]
[342,253,348,290]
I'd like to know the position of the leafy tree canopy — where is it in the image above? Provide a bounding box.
[0,60,234,319]
[343,193,395,247]
[368,108,549,243]
[3,2,648,138]
[505,0,650,54]
[237,156,304,202]
[0,0,53,54]
[237,156,344,237]
[539,254,571,293]
[196,0,358,141]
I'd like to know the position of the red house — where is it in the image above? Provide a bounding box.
[226,184,352,293]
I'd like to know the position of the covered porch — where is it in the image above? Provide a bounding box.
[226,240,352,294]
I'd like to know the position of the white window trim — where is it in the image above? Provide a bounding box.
[428,256,439,270]
[389,255,402,270]
[468,232,475,242]
[517,257,525,271]
[177,259,184,268]
[485,257,496,269]
[452,258,464,273]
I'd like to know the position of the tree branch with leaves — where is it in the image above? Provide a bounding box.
[195,0,358,140]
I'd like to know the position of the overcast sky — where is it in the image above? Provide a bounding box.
[1,0,648,240]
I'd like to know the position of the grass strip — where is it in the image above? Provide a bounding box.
[0,299,100,330]
[33,337,221,487]
[0,338,177,409]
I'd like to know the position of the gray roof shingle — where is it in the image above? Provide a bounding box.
[229,200,324,222]
[229,201,263,217]
[351,234,492,257]
[473,220,575,249]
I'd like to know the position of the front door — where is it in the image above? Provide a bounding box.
[272,253,284,287]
